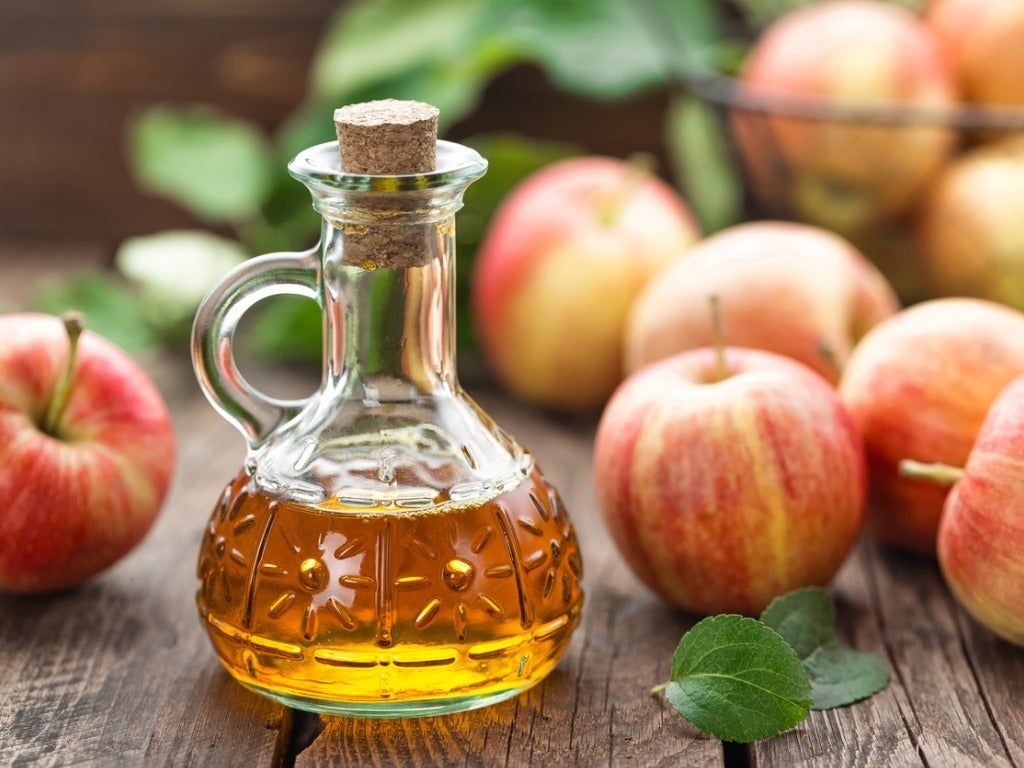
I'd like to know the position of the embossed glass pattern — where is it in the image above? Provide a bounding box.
[191,140,583,717]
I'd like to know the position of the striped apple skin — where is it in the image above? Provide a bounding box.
[0,314,175,593]
[840,299,1024,554]
[595,348,865,616]
[625,221,898,382]
[473,156,700,412]
[939,376,1024,645]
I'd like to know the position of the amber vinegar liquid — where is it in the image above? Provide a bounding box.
[196,464,583,714]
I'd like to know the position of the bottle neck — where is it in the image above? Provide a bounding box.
[322,217,457,400]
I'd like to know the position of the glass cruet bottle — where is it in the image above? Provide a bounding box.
[190,100,583,717]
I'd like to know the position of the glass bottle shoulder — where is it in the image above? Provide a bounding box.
[248,383,530,513]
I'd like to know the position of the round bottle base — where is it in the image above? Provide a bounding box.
[239,678,532,718]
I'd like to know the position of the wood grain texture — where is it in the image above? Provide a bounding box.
[0,248,291,767]
[4,247,1024,767]
[751,544,924,768]
[298,396,725,768]
[860,541,1018,767]
[955,614,1024,766]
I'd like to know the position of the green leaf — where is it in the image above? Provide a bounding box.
[115,230,248,334]
[490,0,723,99]
[34,274,158,354]
[666,614,812,743]
[759,587,836,660]
[129,107,274,222]
[761,588,890,710]
[802,644,891,711]
[311,0,489,102]
[358,41,519,133]
[665,94,742,233]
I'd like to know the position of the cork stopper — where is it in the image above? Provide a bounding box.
[334,99,439,175]
[331,100,442,269]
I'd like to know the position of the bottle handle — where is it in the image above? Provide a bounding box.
[191,248,320,447]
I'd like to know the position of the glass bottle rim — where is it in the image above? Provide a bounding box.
[288,139,488,192]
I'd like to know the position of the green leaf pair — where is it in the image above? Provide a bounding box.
[662,588,889,744]
[761,588,890,712]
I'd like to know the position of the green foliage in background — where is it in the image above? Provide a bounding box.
[131,109,275,223]
[731,0,924,28]
[61,0,924,356]
[35,274,160,353]
[34,0,934,357]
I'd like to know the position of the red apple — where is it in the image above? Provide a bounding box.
[0,313,176,593]
[733,0,958,235]
[839,299,1024,553]
[474,156,700,412]
[595,346,865,616]
[900,375,1024,644]
[928,0,1024,108]
[930,376,1024,645]
[625,221,898,383]
[918,136,1024,310]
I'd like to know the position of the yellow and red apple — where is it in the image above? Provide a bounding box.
[919,136,1024,310]
[0,313,176,593]
[733,0,958,235]
[927,0,1024,108]
[840,299,1024,553]
[473,156,700,412]
[595,347,865,616]
[914,375,1024,645]
[625,221,898,383]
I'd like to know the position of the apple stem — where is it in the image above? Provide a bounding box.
[817,340,842,379]
[42,311,85,436]
[709,294,729,382]
[594,153,655,227]
[898,459,965,486]
[651,682,668,696]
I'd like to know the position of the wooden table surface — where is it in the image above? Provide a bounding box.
[2,251,1024,767]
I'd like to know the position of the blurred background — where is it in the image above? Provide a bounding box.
[5,0,1024,387]
[0,0,678,243]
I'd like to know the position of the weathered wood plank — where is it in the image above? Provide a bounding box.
[956,612,1024,766]
[7,247,1024,767]
[0,356,290,767]
[298,397,725,768]
[751,543,925,768]
[860,541,1016,767]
